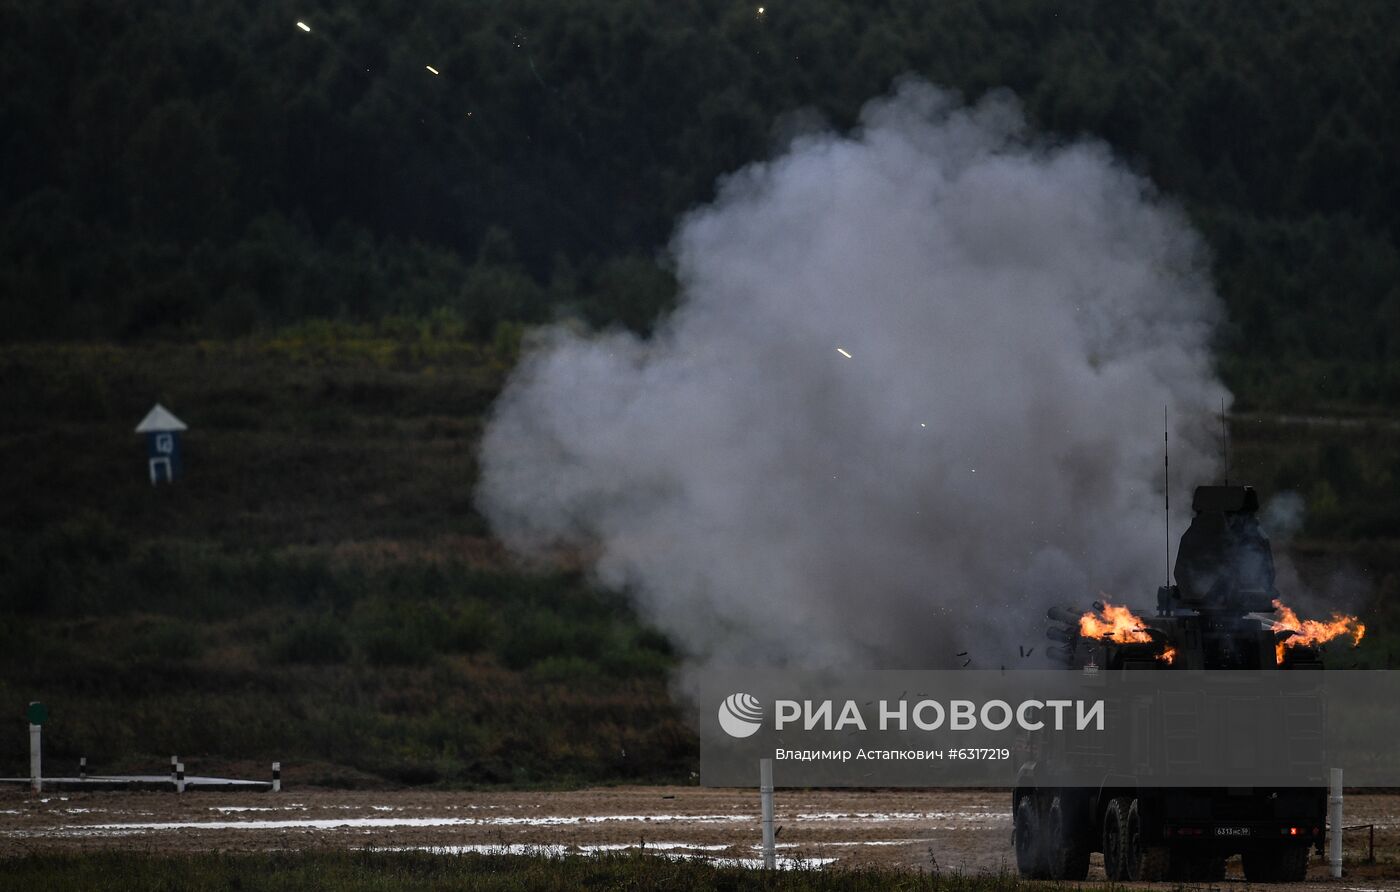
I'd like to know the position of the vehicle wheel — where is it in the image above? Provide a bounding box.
[1192,854,1227,881]
[1014,795,1048,878]
[1243,844,1309,882]
[1277,844,1311,881]
[1124,799,1168,880]
[1045,795,1090,881]
[1101,796,1131,880]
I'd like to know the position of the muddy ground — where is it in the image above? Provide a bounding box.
[1,786,1396,887]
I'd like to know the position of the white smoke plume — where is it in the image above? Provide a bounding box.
[477,80,1231,678]
[1261,491,1370,618]
[1261,491,1307,544]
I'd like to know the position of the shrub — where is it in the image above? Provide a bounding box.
[528,654,601,683]
[351,598,437,666]
[266,616,351,664]
[121,618,202,662]
[440,600,498,653]
[498,610,584,670]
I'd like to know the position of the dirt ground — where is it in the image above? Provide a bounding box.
[1,786,1396,887]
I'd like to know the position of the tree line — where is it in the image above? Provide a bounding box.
[3,0,1397,402]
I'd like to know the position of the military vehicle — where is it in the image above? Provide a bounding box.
[1012,484,1327,882]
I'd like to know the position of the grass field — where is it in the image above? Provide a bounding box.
[0,850,1037,892]
[4,786,1396,885]
[0,329,692,786]
[2,325,1398,786]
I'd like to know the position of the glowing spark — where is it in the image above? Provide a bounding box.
[920,423,926,428]
[296,21,311,32]
[426,65,440,75]
[835,347,851,358]
[758,6,765,12]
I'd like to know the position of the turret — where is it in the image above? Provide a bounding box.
[1159,484,1277,616]
[1046,483,1326,671]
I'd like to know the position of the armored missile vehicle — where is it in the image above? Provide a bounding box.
[1013,484,1327,882]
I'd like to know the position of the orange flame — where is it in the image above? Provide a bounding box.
[1272,598,1365,663]
[1079,601,1153,643]
[1079,600,1174,663]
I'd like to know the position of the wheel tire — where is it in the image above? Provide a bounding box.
[1101,796,1131,880]
[1192,855,1227,881]
[1045,795,1091,881]
[1123,799,1168,881]
[1243,845,1310,882]
[1278,844,1311,881]
[1241,849,1271,882]
[1138,846,1171,882]
[1014,796,1048,879]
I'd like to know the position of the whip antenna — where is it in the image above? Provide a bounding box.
[1221,397,1229,485]
[1164,404,1170,587]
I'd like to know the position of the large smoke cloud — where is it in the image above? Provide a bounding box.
[477,80,1230,678]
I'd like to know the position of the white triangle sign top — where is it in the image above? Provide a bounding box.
[135,403,188,433]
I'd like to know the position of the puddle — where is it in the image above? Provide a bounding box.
[370,844,833,870]
[376,844,569,857]
[695,856,837,870]
[584,843,730,853]
[377,842,731,855]
[748,843,800,850]
[40,813,753,835]
[795,811,1006,822]
[210,806,276,813]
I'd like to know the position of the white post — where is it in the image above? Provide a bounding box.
[79,756,87,780]
[28,723,41,793]
[271,761,282,793]
[1329,767,1343,879]
[170,755,178,784]
[759,757,775,870]
[176,762,186,794]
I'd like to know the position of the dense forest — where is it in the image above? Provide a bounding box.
[3,0,1399,406]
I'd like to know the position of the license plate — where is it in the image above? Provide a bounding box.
[1215,827,1251,837]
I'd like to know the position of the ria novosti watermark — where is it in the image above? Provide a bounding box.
[700,670,1400,787]
[717,692,764,738]
[719,694,1104,737]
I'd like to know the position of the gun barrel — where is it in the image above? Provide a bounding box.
[1046,605,1082,625]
